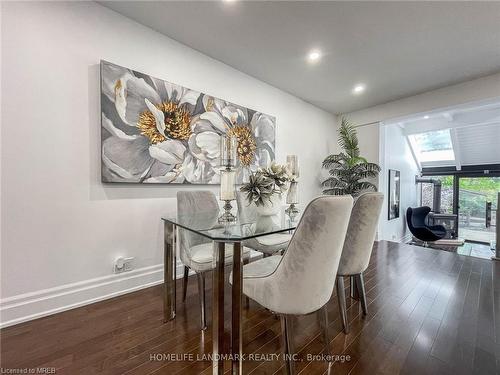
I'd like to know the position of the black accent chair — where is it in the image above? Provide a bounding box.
[406,206,447,243]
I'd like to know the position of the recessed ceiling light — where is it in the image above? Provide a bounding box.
[352,84,366,94]
[307,50,321,63]
[424,115,430,119]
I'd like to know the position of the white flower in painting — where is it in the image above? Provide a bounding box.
[250,112,275,167]
[199,95,257,165]
[101,66,201,182]
[182,115,221,184]
[181,96,257,183]
[100,62,276,184]
[201,95,274,167]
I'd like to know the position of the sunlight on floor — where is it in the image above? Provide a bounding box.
[456,242,495,260]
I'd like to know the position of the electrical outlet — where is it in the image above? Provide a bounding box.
[114,256,135,273]
[123,257,134,271]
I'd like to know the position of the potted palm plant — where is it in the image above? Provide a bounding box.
[322,117,380,196]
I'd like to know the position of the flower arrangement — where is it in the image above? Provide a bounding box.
[240,162,294,207]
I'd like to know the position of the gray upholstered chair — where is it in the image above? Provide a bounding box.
[230,195,353,374]
[336,192,384,333]
[236,191,292,256]
[177,191,251,330]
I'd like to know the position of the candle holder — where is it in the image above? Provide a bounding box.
[220,135,237,169]
[285,203,299,222]
[285,181,299,222]
[219,166,237,223]
[218,135,238,223]
[219,199,237,223]
[285,156,300,221]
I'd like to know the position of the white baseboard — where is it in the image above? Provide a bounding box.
[0,251,261,328]
[0,263,169,328]
[384,234,412,244]
[400,234,413,243]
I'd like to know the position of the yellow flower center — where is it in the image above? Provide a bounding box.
[228,126,257,166]
[137,101,192,144]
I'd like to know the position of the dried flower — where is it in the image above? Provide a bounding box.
[240,173,274,207]
[240,162,295,207]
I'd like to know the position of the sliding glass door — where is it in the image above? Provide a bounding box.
[458,176,499,244]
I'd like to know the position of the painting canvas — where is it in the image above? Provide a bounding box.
[388,169,401,220]
[100,61,276,184]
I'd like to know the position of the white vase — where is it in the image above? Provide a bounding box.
[254,194,282,217]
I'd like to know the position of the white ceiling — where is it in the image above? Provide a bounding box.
[456,123,499,166]
[100,1,500,114]
[399,100,500,168]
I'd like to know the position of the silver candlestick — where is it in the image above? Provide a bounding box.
[219,198,237,223]
[218,135,238,223]
[285,202,299,222]
[285,155,300,222]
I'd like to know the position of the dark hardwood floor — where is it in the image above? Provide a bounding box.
[1,241,499,374]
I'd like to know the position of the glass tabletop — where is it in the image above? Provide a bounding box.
[162,210,301,241]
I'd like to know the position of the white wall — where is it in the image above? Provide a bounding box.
[355,123,380,188]
[0,2,336,326]
[345,121,419,243]
[377,124,420,242]
[356,124,380,164]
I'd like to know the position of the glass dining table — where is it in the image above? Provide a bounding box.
[161,211,299,375]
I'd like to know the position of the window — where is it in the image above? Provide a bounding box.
[408,129,455,164]
[420,175,454,214]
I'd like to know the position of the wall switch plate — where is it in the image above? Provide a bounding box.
[114,256,135,273]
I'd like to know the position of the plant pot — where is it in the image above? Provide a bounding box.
[254,194,282,217]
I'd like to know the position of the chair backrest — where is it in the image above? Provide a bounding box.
[337,192,384,276]
[177,191,219,263]
[407,206,431,229]
[266,195,353,315]
[236,191,258,223]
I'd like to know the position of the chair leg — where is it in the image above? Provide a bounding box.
[318,305,332,356]
[196,272,207,331]
[355,273,368,316]
[280,315,295,375]
[350,275,359,300]
[336,276,349,334]
[182,266,189,302]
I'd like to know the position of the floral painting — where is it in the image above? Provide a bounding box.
[100,61,276,184]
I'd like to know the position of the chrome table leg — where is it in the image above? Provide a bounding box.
[231,242,243,375]
[212,242,225,375]
[197,272,207,330]
[163,221,177,322]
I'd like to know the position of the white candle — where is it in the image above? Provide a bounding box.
[286,181,299,204]
[286,155,299,177]
[220,169,236,200]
